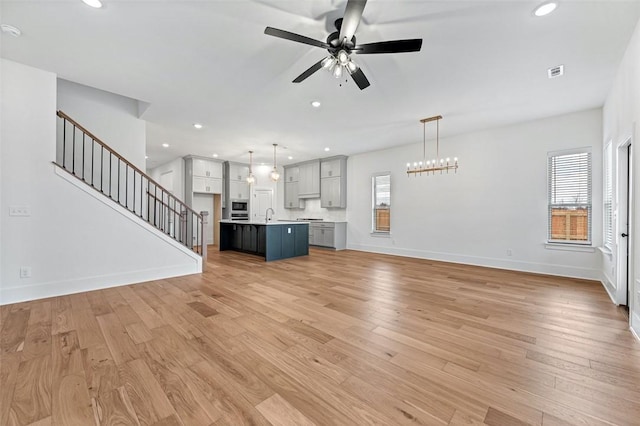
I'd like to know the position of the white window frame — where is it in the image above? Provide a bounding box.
[547,148,592,245]
[604,142,613,249]
[372,172,391,235]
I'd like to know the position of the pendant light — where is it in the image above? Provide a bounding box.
[270,144,280,181]
[247,150,255,184]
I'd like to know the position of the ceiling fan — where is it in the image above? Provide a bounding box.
[264,0,423,90]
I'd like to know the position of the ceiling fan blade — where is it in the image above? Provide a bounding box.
[350,68,370,90]
[354,39,423,54]
[293,59,325,83]
[264,27,330,49]
[339,0,367,43]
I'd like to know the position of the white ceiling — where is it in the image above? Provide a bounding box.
[2,1,639,168]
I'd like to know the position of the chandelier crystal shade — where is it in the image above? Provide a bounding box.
[270,144,280,181]
[247,150,255,184]
[406,115,459,176]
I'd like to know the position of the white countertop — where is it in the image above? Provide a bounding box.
[219,220,308,225]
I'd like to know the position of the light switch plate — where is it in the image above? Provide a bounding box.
[10,205,31,216]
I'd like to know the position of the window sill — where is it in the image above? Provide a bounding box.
[599,246,613,259]
[544,243,595,253]
[370,232,391,238]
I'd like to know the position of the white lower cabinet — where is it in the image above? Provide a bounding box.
[308,222,346,250]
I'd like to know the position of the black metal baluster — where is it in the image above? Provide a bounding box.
[100,147,104,192]
[140,174,143,218]
[82,133,85,181]
[125,164,128,209]
[109,153,112,198]
[132,172,136,213]
[154,185,157,227]
[117,161,121,204]
[91,139,95,187]
[62,119,66,168]
[146,179,150,222]
[72,125,76,174]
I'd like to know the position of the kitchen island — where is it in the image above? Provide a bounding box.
[219,220,309,261]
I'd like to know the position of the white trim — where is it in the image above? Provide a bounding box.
[598,246,613,259]
[347,243,601,280]
[600,273,618,304]
[370,232,391,238]
[544,243,595,253]
[0,263,199,305]
[631,313,640,342]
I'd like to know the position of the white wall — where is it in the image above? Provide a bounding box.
[0,59,200,305]
[148,157,185,201]
[346,108,603,280]
[285,198,347,222]
[57,78,146,169]
[603,18,640,336]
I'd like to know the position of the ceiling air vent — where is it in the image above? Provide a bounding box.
[548,65,564,79]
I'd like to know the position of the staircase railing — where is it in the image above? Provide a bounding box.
[55,111,205,260]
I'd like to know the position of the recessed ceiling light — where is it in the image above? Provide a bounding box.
[193,123,203,129]
[162,143,169,148]
[0,24,21,37]
[82,0,103,8]
[324,147,330,152]
[534,2,557,17]
[212,153,218,158]
[288,156,293,160]
[145,155,149,159]
[311,101,321,108]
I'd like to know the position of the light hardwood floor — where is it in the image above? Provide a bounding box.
[1,248,639,425]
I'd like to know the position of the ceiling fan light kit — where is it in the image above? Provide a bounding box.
[264,0,422,90]
[407,115,459,176]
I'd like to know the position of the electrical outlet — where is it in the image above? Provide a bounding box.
[506,249,513,256]
[19,267,32,278]
[10,206,31,216]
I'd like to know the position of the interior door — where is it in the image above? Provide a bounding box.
[617,139,632,306]
[253,188,274,222]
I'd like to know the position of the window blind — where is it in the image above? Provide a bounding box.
[604,144,613,247]
[548,150,592,243]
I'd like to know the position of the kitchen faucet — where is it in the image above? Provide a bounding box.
[266,208,275,223]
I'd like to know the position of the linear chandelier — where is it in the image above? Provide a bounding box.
[407,115,458,176]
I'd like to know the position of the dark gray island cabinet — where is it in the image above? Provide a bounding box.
[219,220,309,261]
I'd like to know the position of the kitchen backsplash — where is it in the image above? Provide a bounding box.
[284,199,347,222]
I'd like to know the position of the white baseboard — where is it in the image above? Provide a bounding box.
[347,243,601,280]
[600,272,618,304]
[632,313,640,342]
[1,263,200,305]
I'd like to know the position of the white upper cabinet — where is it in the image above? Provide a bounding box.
[228,163,250,182]
[298,160,320,198]
[321,158,342,178]
[193,158,223,179]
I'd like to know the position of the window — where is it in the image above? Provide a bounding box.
[604,143,613,248]
[372,173,391,233]
[548,149,592,244]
